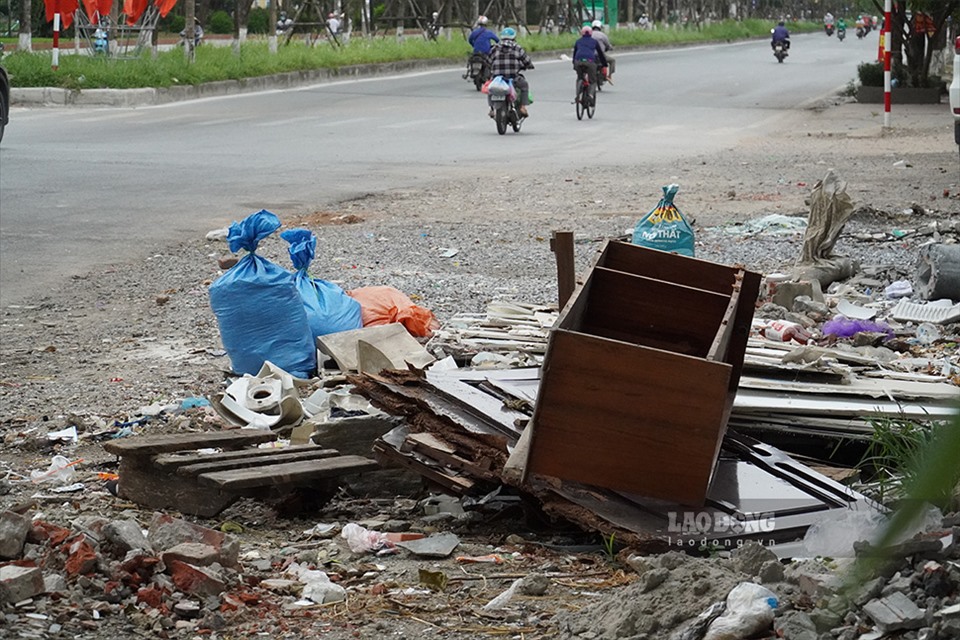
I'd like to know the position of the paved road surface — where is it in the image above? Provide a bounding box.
[0,33,878,306]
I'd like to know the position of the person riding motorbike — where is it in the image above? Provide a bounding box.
[573,26,607,104]
[823,12,834,35]
[771,21,790,52]
[466,16,498,87]
[590,19,614,85]
[469,16,499,56]
[487,27,534,118]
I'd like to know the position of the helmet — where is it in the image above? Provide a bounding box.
[778,21,785,26]
[328,13,334,18]
[581,26,592,36]
[478,15,488,25]
[500,27,516,39]
[591,19,602,29]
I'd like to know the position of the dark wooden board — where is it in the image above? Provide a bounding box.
[104,430,276,456]
[580,267,731,358]
[596,241,745,295]
[154,444,327,469]
[527,329,731,506]
[174,449,341,477]
[197,455,379,490]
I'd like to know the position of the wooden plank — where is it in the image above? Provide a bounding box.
[197,455,379,490]
[175,449,341,477]
[707,272,742,362]
[551,231,576,310]
[373,442,474,494]
[117,455,236,518]
[154,445,326,470]
[103,431,276,456]
[527,329,732,506]
[581,267,731,358]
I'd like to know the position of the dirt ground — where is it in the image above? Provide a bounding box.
[0,95,958,639]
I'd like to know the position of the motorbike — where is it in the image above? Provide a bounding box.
[488,76,527,135]
[837,26,846,41]
[773,40,789,63]
[856,26,865,39]
[463,53,490,92]
[824,23,835,36]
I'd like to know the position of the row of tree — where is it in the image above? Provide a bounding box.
[9,0,958,85]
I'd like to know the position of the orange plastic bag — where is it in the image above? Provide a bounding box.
[347,286,440,338]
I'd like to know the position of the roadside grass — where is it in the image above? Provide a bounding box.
[2,19,820,89]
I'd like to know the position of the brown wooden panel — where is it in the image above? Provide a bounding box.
[154,445,329,470]
[175,449,341,477]
[103,431,276,456]
[597,241,746,294]
[579,268,731,358]
[526,329,732,506]
[117,456,236,518]
[197,455,379,490]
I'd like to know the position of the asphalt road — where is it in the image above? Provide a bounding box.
[0,32,879,307]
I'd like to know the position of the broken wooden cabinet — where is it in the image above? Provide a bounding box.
[524,241,762,506]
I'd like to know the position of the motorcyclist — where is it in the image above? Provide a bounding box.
[487,27,534,118]
[638,13,651,30]
[276,11,294,36]
[573,26,607,103]
[180,19,203,48]
[771,21,790,51]
[823,12,834,34]
[468,16,499,55]
[837,17,847,32]
[590,19,614,84]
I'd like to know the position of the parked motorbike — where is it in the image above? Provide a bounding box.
[488,76,527,135]
[824,24,835,36]
[837,27,846,41]
[773,40,789,63]
[463,53,490,92]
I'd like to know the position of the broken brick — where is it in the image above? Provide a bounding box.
[161,542,219,568]
[167,559,226,597]
[64,538,98,578]
[149,514,239,568]
[28,520,72,547]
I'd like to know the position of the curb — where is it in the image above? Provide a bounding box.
[10,57,461,107]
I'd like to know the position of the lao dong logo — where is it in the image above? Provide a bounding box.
[667,511,776,535]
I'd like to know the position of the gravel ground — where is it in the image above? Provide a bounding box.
[0,96,958,639]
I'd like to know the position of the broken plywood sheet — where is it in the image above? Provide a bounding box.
[738,375,960,401]
[733,388,957,419]
[317,324,434,373]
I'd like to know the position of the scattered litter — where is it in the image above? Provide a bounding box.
[631,183,695,256]
[703,583,778,640]
[890,298,960,324]
[438,247,459,258]
[30,456,81,485]
[836,298,877,320]
[395,532,460,558]
[724,214,807,236]
[340,523,393,554]
[45,427,78,444]
[822,316,892,339]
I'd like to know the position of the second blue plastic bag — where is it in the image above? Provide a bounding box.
[631,184,695,257]
[281,228,362,339]
[209,210,317,378]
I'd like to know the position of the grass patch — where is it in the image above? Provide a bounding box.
[3,19,820,90]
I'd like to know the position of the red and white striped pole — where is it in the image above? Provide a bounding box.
[51,0,61,70]
[883,0,892,127]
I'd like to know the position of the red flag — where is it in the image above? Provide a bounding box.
[156,0,177,18]
[123,0,148,25]
[44,0,80,29]
[82,0,113,22]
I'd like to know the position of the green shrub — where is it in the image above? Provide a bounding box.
[247,8,269,35]
[209,10,233,35]
[165,15,186,35]
[858,61,884,87]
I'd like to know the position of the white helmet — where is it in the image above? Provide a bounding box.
[478,15,488,25]
[591,19,602,29]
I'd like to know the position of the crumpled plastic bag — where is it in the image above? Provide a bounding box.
[340,522,393,554]
[793,169,858,286]
[822,316,893,339]
[347,286,440,338]
[30,455,77,485]
[703,583,778,640]
[631,184,695,257]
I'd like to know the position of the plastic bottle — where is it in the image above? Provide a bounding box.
[915,322,940,345]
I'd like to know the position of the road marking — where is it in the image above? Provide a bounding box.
[380,119,436,129]
[255,116,317,127]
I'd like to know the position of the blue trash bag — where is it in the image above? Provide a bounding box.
[280,228,362,339]
[631,184,696,257]
[208,210,317,378]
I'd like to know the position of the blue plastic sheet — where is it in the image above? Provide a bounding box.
[281,228,362,339]
[631,184,695,257]
[209,210,316,378]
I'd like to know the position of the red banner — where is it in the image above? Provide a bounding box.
[81,0,112,22]
[44,0,80,29]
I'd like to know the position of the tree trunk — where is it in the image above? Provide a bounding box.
[269,0,278,52]
[18,0,32,51]
[185,0,195,61]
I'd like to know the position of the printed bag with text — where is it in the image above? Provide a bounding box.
[631,183,695,257]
